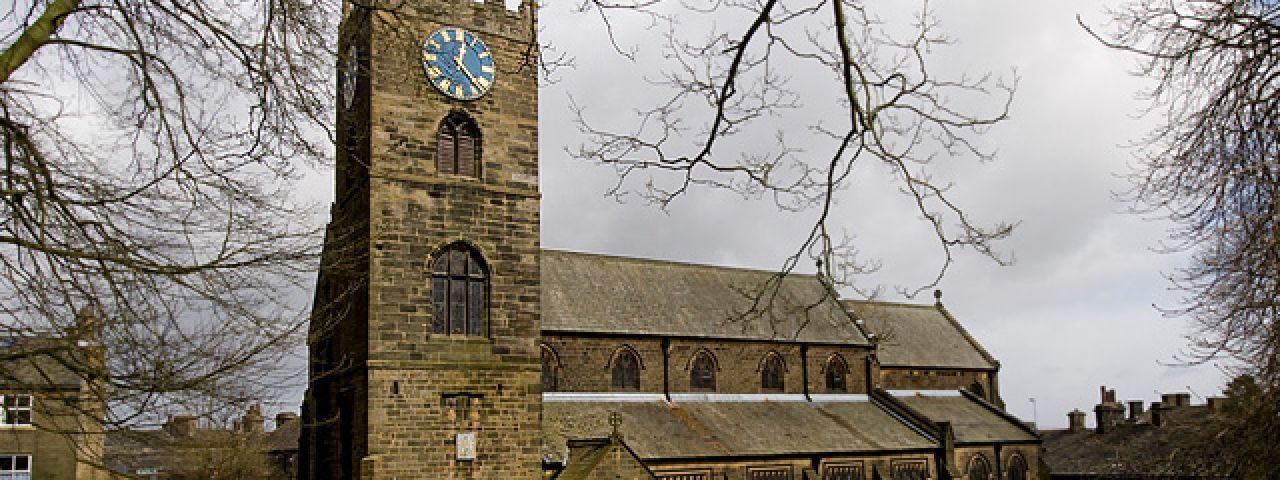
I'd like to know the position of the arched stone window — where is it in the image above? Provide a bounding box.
[611,347,641,391]
[966,454,992,480]
[436,112,481,177]
[825,355,849,393]
[689,350,717,392]
[541,344,560,392]
[760,352,785,392]
[430,244,487,336]
[1006,454,1028,480]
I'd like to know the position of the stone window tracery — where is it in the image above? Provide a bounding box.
[689,351,716,391]
[1006,453,1028,480]
[430,244,487,336]
[611,347,641,391]
[760,352,785,392]
[967,454,992,480]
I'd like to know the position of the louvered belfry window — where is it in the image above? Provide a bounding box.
[436,113,481,177]
[430,244,487,336]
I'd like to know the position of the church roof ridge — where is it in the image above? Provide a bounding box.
[541,248,815,278]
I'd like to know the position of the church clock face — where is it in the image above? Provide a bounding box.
[421,27,496,101]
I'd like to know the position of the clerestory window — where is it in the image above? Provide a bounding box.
[430,244,487,336]
[611,348,641,391]
[541,345,560,392]
[967,454,991,480]
[825,355,849,393]
[760,353,784,392]
[689,351,716,392]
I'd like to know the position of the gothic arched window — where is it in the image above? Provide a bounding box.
[690,351,717,391]
[760,352,784,392]
[541,345,560,392]
[966,454,991,480]
[430,244,487,336]
[825,355,849,393]
[611,347,641,391]
[436,113,481,177]
[1006,454,1028,480]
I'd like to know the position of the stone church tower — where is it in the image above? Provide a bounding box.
[300,0,541,478]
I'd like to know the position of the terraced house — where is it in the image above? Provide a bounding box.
[298,0,1041,478]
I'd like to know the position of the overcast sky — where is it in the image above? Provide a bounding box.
[535,0,1228,428]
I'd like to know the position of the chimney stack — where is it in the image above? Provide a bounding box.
[1068,409,1086,432]
[1094,386,1124,434]
[240,404,264,434]
[166,415,198,439]
[275,412,300,430]
[1127,400,1144,422]
[1150,401,1171,426]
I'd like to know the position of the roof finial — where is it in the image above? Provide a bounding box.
[933,289,943,305]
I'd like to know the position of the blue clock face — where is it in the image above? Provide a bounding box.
[421,27,495,101]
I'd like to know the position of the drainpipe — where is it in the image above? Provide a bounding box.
[994,442,1004,480]
[801,345,811,401]
[661,337,671,401]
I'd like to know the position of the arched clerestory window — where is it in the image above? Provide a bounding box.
[689,350,717,392]
[825,355,849,393]
[436,112,481,177]
[967,454,992,480]
[541,345,560,392]
[430,244,487,336]
[760,352,785,392]
[611,347,641,391]
[1006,454,1028,480]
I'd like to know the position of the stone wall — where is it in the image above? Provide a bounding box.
[543,334,875,395]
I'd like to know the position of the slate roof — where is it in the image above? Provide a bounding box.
[889,391,1037,444]
[1039,406,1233,477]
[844,300,996,370]
[542,250,869,345]
[541,394,934,461]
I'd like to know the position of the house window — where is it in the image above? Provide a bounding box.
[611,348,641,391]
[541,345,559,392]
[430,244,487,336]
[436,112,481,177]
[825,355,849,393]
[967,454,991,480]
[0,394,32,426]
[689,351,716,391]
[824,464,863,480]
[1006,454,1028,480]
[0,454,31,480]
[760,353,784,392]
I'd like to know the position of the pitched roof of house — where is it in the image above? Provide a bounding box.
[888,391,1037,444]
[843,300,997,370]
[542,394,934,462]
[542,250,869,345]
[1039,405,1233,477]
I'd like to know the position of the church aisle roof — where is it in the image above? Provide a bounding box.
[888,391,1037,444]
[844,300,997,369]
[542,395,934,461]
[542,250,869,345]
